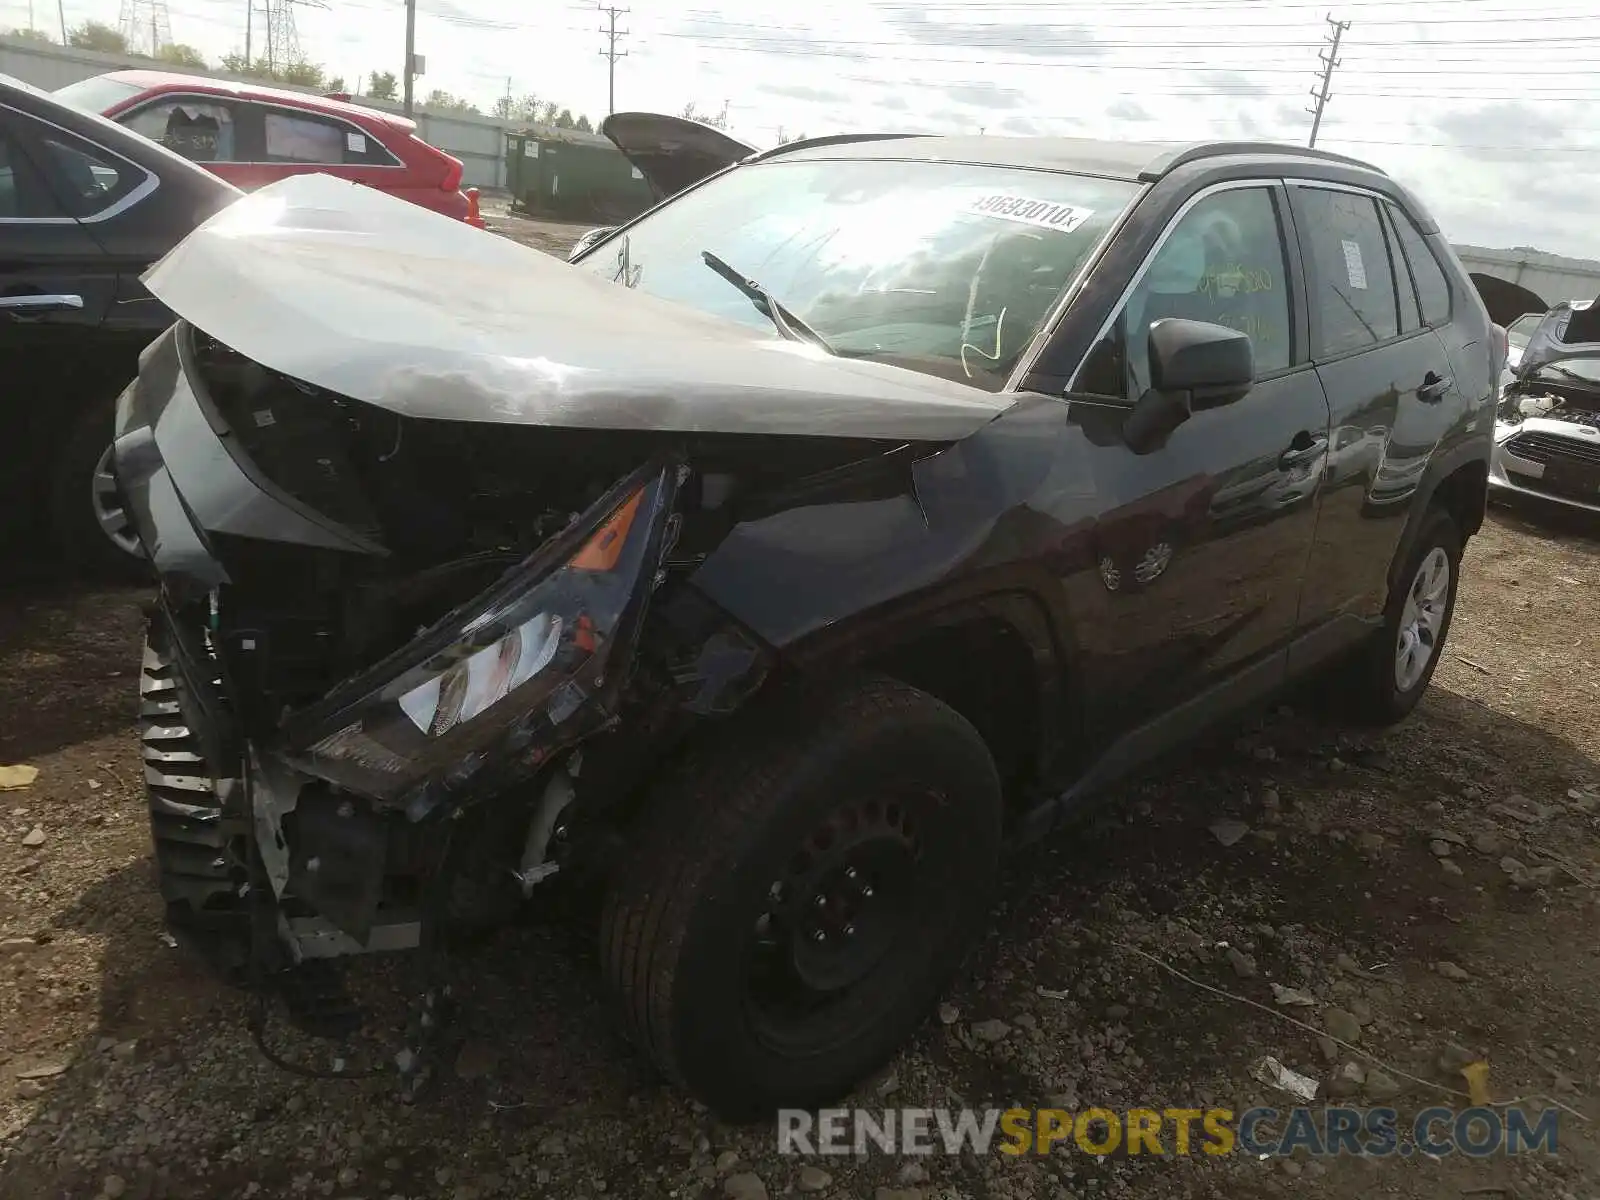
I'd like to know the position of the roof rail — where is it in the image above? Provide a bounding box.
[1139,141,1385,182]
[746,132,934,163]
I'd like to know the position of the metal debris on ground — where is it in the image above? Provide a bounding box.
[1249,1055,1319,1102]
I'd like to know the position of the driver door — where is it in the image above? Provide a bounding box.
[1064,182,1333,744]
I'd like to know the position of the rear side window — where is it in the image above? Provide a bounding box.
[1380,205,1421,334]
[261,108,399,166]
[0,135,45,218]
[1296,188,1399,357]
[36,134,139,219]
[122,99,239,162]
[1385,201,1451,327]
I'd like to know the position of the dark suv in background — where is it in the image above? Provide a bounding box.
[113,132,1496,1117]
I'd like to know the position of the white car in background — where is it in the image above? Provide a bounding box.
[1491,300,1600,514]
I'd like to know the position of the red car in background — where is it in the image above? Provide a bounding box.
[54,69,483,226]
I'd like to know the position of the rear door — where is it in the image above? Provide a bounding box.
[1065,180,1332,741]
[1288,183,1459,653]
[0,111,121,532]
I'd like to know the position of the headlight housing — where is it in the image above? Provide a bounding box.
[283,461,678,810]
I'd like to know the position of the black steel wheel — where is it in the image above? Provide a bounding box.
[599,674,1002,1118]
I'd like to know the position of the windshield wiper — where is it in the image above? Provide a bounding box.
[700,250,835,354]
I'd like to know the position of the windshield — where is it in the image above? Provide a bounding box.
[571,157,1140,390]
[52,74,146,114]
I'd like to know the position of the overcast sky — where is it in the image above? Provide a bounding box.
[4,0,1597,258]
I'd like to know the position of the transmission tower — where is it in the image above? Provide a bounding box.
[118,0,173,57]
[258,0,328,73]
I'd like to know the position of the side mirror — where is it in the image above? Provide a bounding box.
[1124,319,1255,454]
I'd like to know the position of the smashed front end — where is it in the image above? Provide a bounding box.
[113,319,766,997]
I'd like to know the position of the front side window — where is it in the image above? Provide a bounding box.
[570,157,1141,390]
[1077,186,1293,399]
[122,99,238,162]
[1297,188,1400,357]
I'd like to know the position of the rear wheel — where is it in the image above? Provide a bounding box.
[1343,506,1462,725]
[599,675,1002,1118]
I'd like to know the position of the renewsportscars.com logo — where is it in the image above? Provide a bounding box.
[777,1105,1560,1159]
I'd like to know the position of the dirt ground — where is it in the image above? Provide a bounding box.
[0,496,1596,1200]
[477,198,596,259]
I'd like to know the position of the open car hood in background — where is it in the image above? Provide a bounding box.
[139,173,1014,442]
[598,111,759,198]
[1515,296,1600,382]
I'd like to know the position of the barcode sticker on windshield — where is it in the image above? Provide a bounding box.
[969,194,1093,234]
[1341,238,1368,290]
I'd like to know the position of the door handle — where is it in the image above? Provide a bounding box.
[0,293,84,316]
[1417,370,1452,402]
[1279,432,1328,471]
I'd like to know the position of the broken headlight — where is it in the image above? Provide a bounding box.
[282,462,678,807]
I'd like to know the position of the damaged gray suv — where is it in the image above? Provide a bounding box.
[115,128,1498,1117]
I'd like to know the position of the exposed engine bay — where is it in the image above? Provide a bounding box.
[1497,372,1600,431]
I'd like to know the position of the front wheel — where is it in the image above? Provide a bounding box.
[599,675,1002,1118]
[1344,507,1462,725]
[50,392,145,576]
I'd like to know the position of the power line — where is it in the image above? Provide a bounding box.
[676,10,1600,30]
[598,3,629,117]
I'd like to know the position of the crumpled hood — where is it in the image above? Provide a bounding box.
[1515,296,1600,382]
[139,173,1014,442]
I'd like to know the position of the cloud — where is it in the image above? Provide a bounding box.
[944,83,1023,111]
[1434,102,1568,148]
[1105,99,1150,123]
[887,12,1105,59]
[999,115,1047,137]
[760,82,847,104]
[1201,71,1270,99]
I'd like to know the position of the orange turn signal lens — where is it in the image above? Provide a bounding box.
[569,488,643,572]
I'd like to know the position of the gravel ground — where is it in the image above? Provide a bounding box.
[1,211,1597,1198]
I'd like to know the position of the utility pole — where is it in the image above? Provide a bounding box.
[1306,14,1350,148]
[403,0,417,116]
[57,0,66,41]
[598,4,629,116]
[245,0,252,64]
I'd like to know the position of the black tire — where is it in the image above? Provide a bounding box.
[49,391,145,579]
[1344,506,1462,725]
[599,675,1002,1118]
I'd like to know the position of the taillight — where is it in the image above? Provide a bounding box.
[437,151,463,192]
